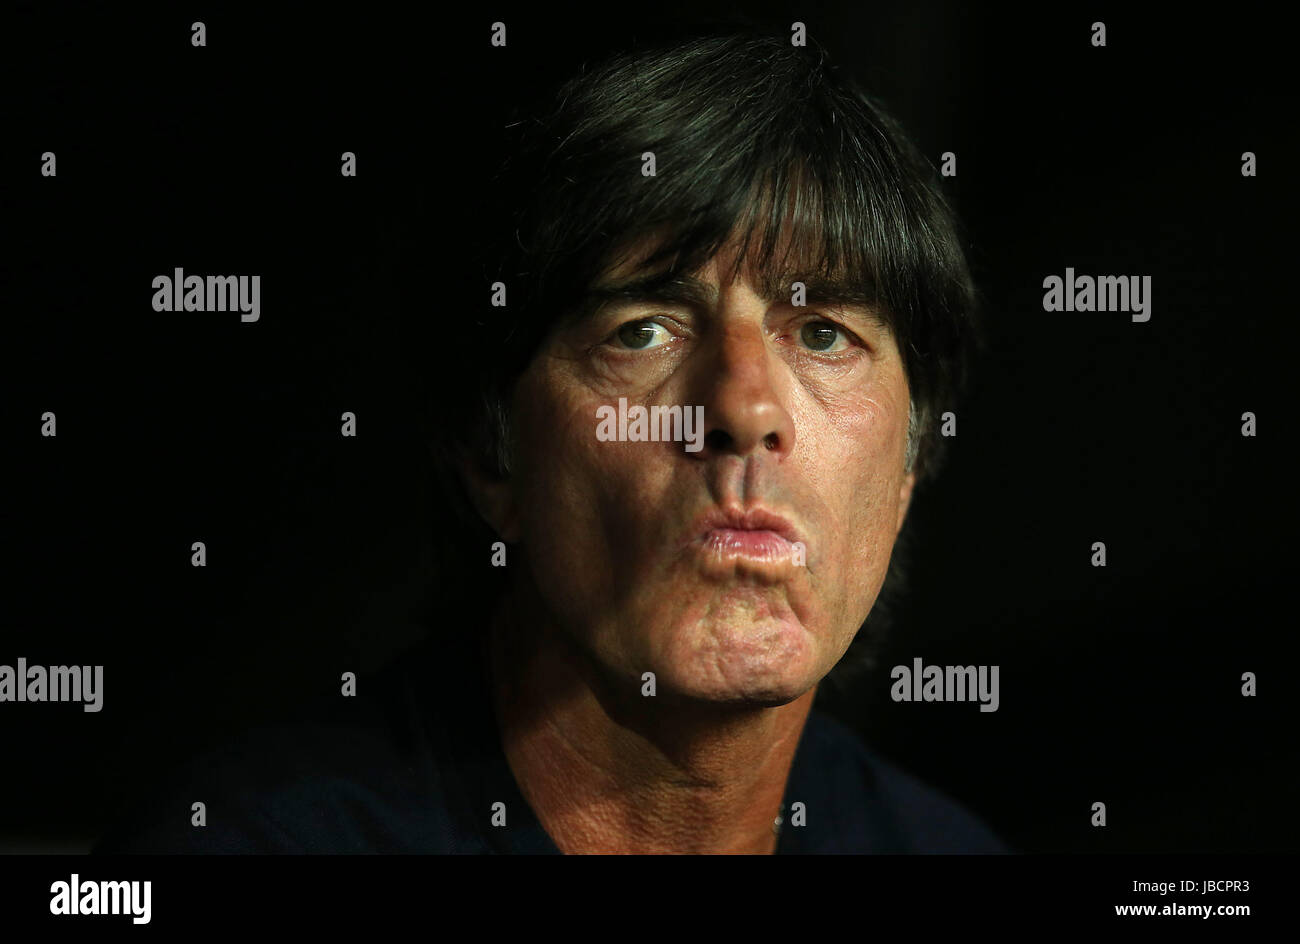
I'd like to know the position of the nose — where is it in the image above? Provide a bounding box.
[690,318,796,462]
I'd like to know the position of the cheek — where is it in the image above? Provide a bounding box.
[511,388,605,555]
[506,370,658,599]
[805,388,908,601]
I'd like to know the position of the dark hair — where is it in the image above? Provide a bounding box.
[431,30,984,680]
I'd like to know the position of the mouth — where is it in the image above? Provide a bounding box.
[701,528,796,561]
[684,506,806,569]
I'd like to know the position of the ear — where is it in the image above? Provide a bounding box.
[454,441,522,544]
[895,469,916,537]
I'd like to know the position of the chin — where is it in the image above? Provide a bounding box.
[668,669,815,708]
[656,615,824,706]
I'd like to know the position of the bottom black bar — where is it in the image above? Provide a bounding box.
[0,854,1285,933]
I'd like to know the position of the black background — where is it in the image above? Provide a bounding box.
[3,1,1293,855]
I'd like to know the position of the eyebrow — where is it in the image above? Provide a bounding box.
[578,271,888,328]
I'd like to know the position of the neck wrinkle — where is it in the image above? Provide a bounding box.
[488,585,815,854]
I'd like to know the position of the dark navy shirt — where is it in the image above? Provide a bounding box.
[94,635,1009,855]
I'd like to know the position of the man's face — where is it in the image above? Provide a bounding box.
[486,239,916,707]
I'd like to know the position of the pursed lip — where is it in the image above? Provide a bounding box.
[684,506,805,550]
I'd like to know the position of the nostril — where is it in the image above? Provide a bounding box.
[704,429,733,453]
[763,433,778,451]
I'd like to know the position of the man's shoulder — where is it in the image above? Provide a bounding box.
[789,710,1012,854]
[93,646,476,854]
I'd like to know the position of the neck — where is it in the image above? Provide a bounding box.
[487,589,816,854]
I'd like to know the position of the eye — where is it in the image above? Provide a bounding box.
[612,319,672,350]
[799,320,852,353]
